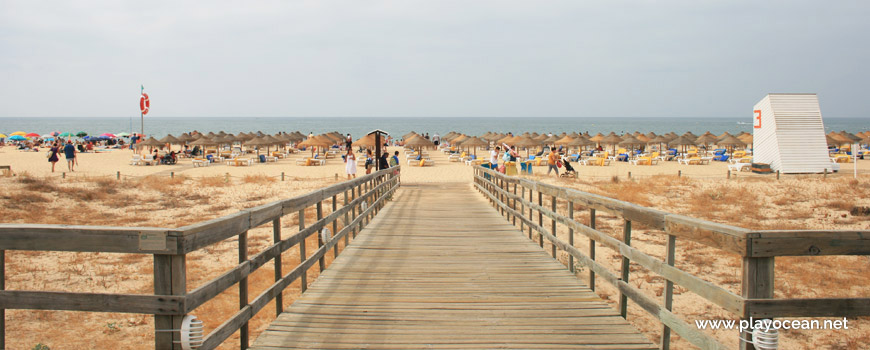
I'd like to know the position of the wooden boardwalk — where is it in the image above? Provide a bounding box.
[251,183,655,350]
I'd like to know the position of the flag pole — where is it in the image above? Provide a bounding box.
[140,85,145,136]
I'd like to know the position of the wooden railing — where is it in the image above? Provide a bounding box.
[0,166,400,350]
[473,165,870,350]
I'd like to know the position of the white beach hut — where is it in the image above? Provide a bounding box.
[752,93,834,173]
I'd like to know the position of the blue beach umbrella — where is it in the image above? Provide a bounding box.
[9,135,27,141]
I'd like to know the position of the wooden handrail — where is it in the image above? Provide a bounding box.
[0,166,401,350]
[472,165,870,350]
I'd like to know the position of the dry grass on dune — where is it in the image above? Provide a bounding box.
[535,175,870,349]
[0,174,346,349]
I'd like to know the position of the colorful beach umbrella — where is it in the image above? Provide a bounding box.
[117,132,130,137]
[9,135,27,141]
[76,131,88,137]
[100,133,117,138]
[59,132,74,137]
[25,132,40,137]
[11,131,27,136]
[51,131,60,136]
[0,134,7,138]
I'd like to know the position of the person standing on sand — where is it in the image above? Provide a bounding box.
[345,134,353,150]
[490,146,500,170]
[378,152,389,170]
[48,142,60,172]
[345,149,357,179]
[365,149,374,174]
[63,140,76,172]
[547,149,559,176]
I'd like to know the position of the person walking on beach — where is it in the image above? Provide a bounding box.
[490,146,500,170]
[48,142,60,172]
[433,133,440,146]
[390,151,400,167]
[547,149,559,176]
[63,140,76,172]
[345,134,353,150]
[345,149,357,179]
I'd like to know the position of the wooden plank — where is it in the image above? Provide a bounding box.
[251,183,655,350]
[0,290,183,314]
[178,211,251,253]
[750,230,870,257]
[0,225,176,254]
[665,214,749,256]
[203,180,398,349]
[745,298,870,318]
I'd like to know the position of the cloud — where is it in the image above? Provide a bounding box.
[1,0,868,117]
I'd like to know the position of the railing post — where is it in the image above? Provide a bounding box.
[273,219,283,317]
[332,195,339,257]
[589,209,596,291]
[519,186,525,232]
[154,254,186,350]
[239,231,249,349]
[551,195,557,259]
[528,187,533,239]
[1,249,4,349]
[568,202,574,273]
[538,191,543,248]
[298,209,307,292]
[316,201,325,272]
[661,235,676,350]
[740,257,775,350]
[619,219,631,319]
[355,185,362,237]
[512,183,517,226]
[343,190,350,246]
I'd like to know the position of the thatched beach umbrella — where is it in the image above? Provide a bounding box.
[353,134,378,148]
[136,137,163,148]
[668,135,697,154]
[512,136,541,157]
[618,134,644,152]
[298,135,333,157]
[695,134,718,152]
[459,136,489,156]
[159,134,181,145]
[601,133,623,154]
[404,134,436,156]
[718,134,747,155]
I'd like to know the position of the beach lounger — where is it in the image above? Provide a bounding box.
[728,163,751,172]
[130,155,143,165]
[410,159,434,166]
[448,152,466,162]
[192,158,209,167]
[142,154,157,165]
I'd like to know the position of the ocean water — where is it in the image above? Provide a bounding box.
[2,117,869,139]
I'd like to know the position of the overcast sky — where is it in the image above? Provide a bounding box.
[1,1,868,118]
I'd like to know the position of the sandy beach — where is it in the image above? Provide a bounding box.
[2,142,870,349]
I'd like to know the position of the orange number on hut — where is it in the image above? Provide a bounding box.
[753,110,762,129]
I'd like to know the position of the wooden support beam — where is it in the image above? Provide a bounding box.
[740,257,774,350]
[661,235,676,350]
[272,219,282,317]
[620,220,632,319]
[239,231,249,349]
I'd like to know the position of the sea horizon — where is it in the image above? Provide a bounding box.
[2,116,869,140]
